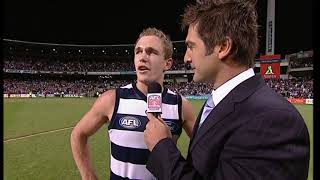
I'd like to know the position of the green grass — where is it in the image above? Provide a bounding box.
[4,98,313,180]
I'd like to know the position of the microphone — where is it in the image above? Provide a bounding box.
[147,82,162,118]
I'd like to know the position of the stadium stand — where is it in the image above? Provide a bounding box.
[3,40,313,101]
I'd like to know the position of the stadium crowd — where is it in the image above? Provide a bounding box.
[4,56,135,72]
[3,78,130,96]
[265,78,313,99]
[4,55,189,72]
[3,52,313,99]
[4,77,313,99]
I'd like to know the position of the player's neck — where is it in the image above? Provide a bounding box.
[136,82,148,96]
[136,81,163,96]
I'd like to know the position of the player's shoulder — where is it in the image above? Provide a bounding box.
[90,89,117,118]
[95,89,116,106]
[99,83,133,100]
[100,89,116,98]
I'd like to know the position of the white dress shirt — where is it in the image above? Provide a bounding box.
[199,68,255,128]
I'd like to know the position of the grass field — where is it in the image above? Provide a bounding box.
[4,98,313,180]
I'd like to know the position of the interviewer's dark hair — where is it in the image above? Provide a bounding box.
[182,0,258,67]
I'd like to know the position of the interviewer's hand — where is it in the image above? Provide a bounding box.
[144,113,172,151]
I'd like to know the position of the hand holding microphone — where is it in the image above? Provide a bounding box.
[144,82,172,151]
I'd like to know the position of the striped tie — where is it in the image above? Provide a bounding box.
[198,95,214,129]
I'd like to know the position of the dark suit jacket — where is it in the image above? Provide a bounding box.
[147,75,310,180]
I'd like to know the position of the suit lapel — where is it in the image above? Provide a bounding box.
[188,103,205,151]
[189,75,265,152]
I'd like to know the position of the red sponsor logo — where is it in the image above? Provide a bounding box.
[261,62,280,79]
[148,95,161,110]
[287,98,306,104]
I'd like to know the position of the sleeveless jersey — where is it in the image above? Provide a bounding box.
[108,83,183,180]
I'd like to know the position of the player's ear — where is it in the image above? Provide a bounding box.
[164,58,173,71]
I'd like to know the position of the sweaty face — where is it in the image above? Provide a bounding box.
[184,25,219,83]
[134,36,171,84]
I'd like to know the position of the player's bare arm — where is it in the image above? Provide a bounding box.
[70,90,116,180]
[181,97,196,137]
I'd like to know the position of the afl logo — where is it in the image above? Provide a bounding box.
[119,116,141,129]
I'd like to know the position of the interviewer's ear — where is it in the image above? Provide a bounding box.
[164,58,173,71]
[218,36,233,60]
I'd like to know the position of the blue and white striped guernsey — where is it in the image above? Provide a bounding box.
[108,83,183,180]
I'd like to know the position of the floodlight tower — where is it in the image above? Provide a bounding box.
[266,0,275,55]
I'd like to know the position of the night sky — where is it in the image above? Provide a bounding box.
[4,0,312,56]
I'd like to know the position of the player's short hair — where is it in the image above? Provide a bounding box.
[135,27,173,60]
